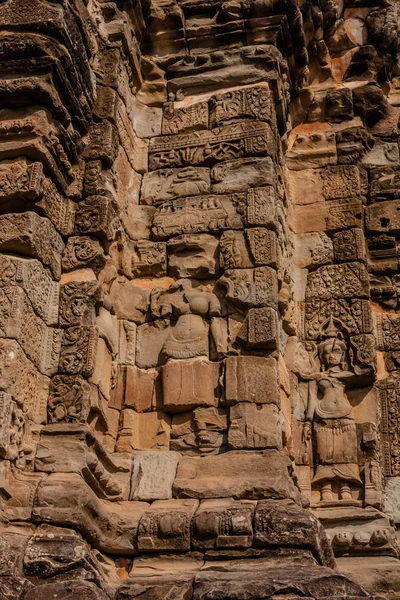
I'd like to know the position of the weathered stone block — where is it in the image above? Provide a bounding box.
[84,159,115,198]
[211,157,275,194]
[75,195,118,241]
[361,140,400,167]
[306,262,370,300]
[0,212,64,279]
[109,278,150,324]
[38,178,76,236]
[94,86,118,122]
[314,506,397,558]
[286,131,337,170]
[135,321,171,369]
[0,255,59,326]
[116,100,148,173]
[59,281,102,328]
[218,267,278,310]
[141,167,211,206]
[167,234,220,279]
[0,107,75,192]
[152,193,243,239]
[368,235,397,274]
[110,364,156,412]
[173,450,301,501]
[62,237,106,273]
[0,159,44,204]
[130,451,181,501]
[162,359,219,413]
[23,524,107,586]
[138,499,198,552]
[375,314,400,351]
[321,166,363,200]
[83,121,119,168]
[171,407,228,455]
[32,473,148,555]
[116,410,171,452]
[47,374,91,424]
[224,356,280,406]
[187,564,394,599]
[366,201,400,235]
[59,326,99,378]
[121,240,166,278]
[254,499,334,567]
[117,574,194,600]
[370,167,400,200]
[236,307,279,349]
[245,186,277,228]
[0,286,60,376]
[220,229,276,269]
[228,403,282,450]
[290,198,363,234]
[0,339,49,425]
[162,101,209,135]
[209,85,273,126]
[384,478,400,524]
[333,228,366,263]
[35,425,131,501]
[24,581,109,600]
[192,498,256,550]
[0,462,45,521]
[303,298,373,339]
[293,232,333,269]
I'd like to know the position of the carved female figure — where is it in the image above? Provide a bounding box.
[304,321,362,503]
[152,279,222,360]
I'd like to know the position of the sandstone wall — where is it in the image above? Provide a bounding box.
[0,1,399,599]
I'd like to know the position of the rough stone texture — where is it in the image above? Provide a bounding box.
[384,478,400,524]
[193,563,382,600]
[130,450,181,501]
[117,574,194,600]
[173,451,301,502]
[24,581,109,600]
[0,0,398,598]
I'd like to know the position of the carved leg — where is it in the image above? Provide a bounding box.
[320,482,333,502]
[340,482,352,501]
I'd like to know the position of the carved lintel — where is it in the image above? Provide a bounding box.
[149,121,276,170]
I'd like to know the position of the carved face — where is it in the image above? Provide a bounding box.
[320,338,346,368]
[193,414,223,446]
[171,407,228,454]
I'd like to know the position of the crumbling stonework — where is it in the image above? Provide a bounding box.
[0,0,399,598]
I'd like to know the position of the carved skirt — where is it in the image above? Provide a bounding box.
[312,419,361,484]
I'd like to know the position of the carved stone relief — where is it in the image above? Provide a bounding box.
[0,0,398,598]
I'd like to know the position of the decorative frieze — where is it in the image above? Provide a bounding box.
[302,299,373,340]
[59,326,99,378]
[149,121,276,170]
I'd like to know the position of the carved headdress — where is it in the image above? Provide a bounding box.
[318,315,348,372]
